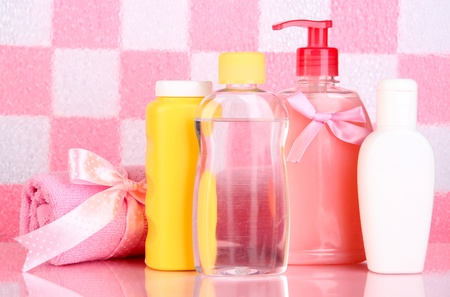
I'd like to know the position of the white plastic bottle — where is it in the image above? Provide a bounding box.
[358,79,435,274]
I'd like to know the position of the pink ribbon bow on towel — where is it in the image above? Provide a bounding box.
[15,148,147,272]
[287,91,372,163]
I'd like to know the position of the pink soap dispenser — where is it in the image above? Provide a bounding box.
[272,19,373,264]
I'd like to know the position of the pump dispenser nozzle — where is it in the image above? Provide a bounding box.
[272,19,338,77]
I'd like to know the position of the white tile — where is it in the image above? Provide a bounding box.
[122,0,189,50]
[0,0,52,46]
[0,282,19,297]
[258,0,331,52]
[0,116,49,184]
[424,272,450,297]
[121,119,146,166]
[339,54,398,125]
[418,125,450,192]
[398,0,450,54]
[190,51,222,90]
[53,49,120,118]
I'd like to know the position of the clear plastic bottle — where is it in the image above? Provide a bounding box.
[193,52,289,276]
[273,20,373,264]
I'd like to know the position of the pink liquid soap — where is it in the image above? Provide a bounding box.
[280,88,371,264]
[272,19,373,264]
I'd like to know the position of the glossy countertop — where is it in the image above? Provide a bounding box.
[0,243,449,297]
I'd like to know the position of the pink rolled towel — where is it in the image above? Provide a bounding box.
[19,166,147,266]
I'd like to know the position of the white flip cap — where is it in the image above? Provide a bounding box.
[155,80,212,97]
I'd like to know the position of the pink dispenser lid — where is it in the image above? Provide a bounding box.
[272,20,338,77]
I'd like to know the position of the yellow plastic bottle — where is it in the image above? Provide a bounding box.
[145,80,212,270]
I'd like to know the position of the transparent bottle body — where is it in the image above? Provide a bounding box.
[193,85,289,276]
[279,77,372,264]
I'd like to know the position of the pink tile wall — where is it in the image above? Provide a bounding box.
[49,118,121,171]
[331,0,399,54]
[398,54,450,124]
[0,185,22,241]
[430,192,450,243]
[190,0,259,51]
[120,51,190,119]
[52,0,121,48]
[264,52,297,92]
[0,46,52,116]
[0,0,449,243]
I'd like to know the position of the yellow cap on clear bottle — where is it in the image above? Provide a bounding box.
[219,52,266,84]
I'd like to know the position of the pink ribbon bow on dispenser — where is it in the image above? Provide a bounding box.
[287,91,372,162]
[15,148,147,272]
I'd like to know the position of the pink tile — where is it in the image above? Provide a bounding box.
[429,192,450,243]
[190,0,259,51]
[50,117,121,171]
[263,52,296,93]
[119,51,190,119]
[399,54,450,125]
[0,46,52,115]
[330,0,398,53]
[0,185,22,242]
[52,0,120,48]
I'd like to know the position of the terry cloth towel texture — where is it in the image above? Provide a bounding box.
[19,166,146,266]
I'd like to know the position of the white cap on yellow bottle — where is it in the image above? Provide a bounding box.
[155,80,212,97]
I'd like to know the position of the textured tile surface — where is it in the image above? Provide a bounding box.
[190,52,222,89]
[0,0,448,243]
[399,54,450,125]
[49,117,121,171]
[53,0,121,48]
[0,46,53,116]
[0,0,52,46]
[0,185,22,241]
[0,116,49,183]
[339,54,398,123]
[119,51,190,119]
[53,49,120,117]
[190,0,259,51]
[121,119,146,166]
[122,0,189,50]
[418,125,450,192]
[398,0,450,54]
[331,0,399,53]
